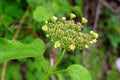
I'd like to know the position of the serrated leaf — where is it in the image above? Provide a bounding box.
[0,38,46,63]
[33,6,53,22]
[67,64,92,80]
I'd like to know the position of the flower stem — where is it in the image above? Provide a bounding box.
[42,49,66,80]
[52,49,66,70]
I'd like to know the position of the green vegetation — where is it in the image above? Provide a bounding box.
[0,0,120,80]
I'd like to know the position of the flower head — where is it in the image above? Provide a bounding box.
[42,14,98,51]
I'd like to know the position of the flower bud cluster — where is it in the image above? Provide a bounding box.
[42,14,98,51]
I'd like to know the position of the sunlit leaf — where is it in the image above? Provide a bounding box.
[0,38,46,63]
[33,6,53,22]
[67,64,92,80]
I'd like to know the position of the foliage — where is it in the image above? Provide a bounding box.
[0,0,120,80]
[0,38,45,63]
[67,64,92,80]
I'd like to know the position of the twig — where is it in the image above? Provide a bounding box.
[84,0,89,19]
[1,7,29,80]
[0,0,10,31]
[93,0,101,31]
[0,0,3,16]
[13,7,29,39]
[100,0,120,14]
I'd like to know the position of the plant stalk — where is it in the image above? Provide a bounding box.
[1,7,29,80]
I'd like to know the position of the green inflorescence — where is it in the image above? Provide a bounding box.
[42,13,98,51]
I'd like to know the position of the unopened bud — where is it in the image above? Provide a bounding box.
[42,25,48,31]
[82,17,88,24]
[62,17,66,21]
[54,41,61,48]
[70,13,76,19]
[92,39,97,43]
[90,31,98,39]
[46,34,49,37]
[90,41,93,44]
[85,45,89,48]
[45,21,48,24]
[90,31,94,34]
[69,44,75,51]
[93,33,98,39]
[51,16,57,22]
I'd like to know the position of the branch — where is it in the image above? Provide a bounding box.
[93,1,101,31]
[1,7,29,80]
[13,7,30,39]
[100,0,120,14]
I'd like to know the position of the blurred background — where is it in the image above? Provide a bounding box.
[0,0,120,80]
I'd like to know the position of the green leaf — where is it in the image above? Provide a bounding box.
[0,38,46,63]
[67,64,92,80]
[72,6,83,16]
[26,71,36,80]
[33,6,53,22]
[57,73,64,80]
[51,0,72,16]
[2,15,14,26]
[27,0,45,7]
[107,33,120,48]
[5,5,24,20]
[7,64,22,80]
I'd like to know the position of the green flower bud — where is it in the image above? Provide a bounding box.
[92,39,97,43]
[45,21,48,24]
[70,13,76,19]
[51,39,53,41]
[90,41,93,44]
[85,45,89,48]
[54,41,61,48]
[46,34,49,37]
[51,16,57,22]
[42,25,48,31]
[82,17,88,24]
[62,17,66,21]
[93,33,98,39]
[90,31,98,39]
[90,31,94,34]
[69,44,75,51]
